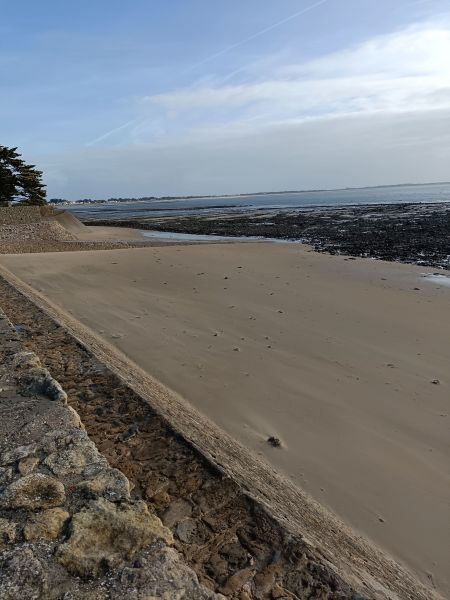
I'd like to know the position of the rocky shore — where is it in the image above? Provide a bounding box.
[0,308,222,599]
[84,202,450,269]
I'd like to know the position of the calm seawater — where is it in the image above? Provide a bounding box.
[69,183,450,220]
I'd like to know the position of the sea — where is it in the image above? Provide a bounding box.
[68,182,450,220]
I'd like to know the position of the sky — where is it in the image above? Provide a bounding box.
[1,0,450,199]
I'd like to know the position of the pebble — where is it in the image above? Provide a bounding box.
[267,437,281,448]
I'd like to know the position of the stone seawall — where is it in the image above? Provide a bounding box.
[0,206,78,244]
[0,308,222,599]
[0,221,77,243]
[0,206,46,225]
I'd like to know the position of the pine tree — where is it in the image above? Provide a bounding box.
[0,146,47,206]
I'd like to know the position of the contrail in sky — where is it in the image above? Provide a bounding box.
[86,118,141,147]
[86,0,331,146]
[184,0,331,72]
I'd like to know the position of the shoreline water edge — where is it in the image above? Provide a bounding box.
[74,200,450,270]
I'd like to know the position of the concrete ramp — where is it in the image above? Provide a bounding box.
[53,210,87,234]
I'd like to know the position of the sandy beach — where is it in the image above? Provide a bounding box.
[54,210,150,241]
[1,242,449,596]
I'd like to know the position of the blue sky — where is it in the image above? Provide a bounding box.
[1,0,449,198]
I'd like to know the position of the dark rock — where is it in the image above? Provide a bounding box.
[267,437,282,448]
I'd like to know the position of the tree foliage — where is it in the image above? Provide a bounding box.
[0,145,47,206]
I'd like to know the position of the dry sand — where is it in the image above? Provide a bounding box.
[75,225,147,241]
[53,211,148,241]
[1,242,449,596]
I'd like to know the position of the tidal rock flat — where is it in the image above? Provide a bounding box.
[86,201,450,269]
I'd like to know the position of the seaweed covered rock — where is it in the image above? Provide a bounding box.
[56,498,173,577]
[0,473,65,511]
[24,507,69,541]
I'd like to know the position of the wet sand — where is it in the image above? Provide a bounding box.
[1,243,449,596]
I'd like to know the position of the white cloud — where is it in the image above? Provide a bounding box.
[43,108,450,198]
[42,18,450,197]
[140,22,450,139]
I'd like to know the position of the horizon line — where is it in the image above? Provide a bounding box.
[50,180,450,202]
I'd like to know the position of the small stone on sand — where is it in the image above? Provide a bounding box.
[267,436,281,448]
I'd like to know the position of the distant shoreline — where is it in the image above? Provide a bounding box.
[54,180,450,205]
